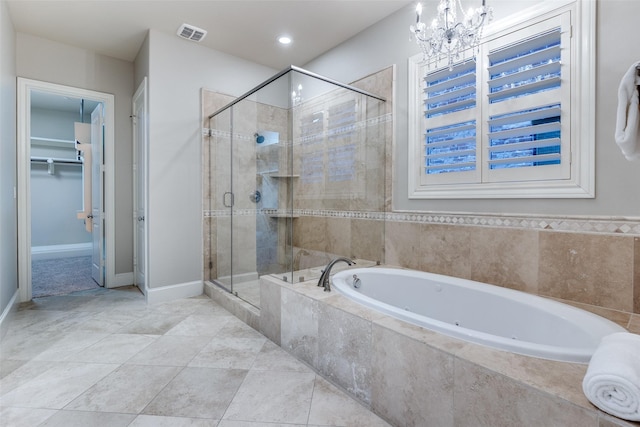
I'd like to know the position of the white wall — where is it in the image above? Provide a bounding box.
[0,0,17,328]
[304,0,640,217]
[16,33,135,275]
[134,31,149,91]
[145,29,276,289]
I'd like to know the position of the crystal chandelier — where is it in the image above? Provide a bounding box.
[410,0,493,70]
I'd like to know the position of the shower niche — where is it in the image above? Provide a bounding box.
[203,66,389,308]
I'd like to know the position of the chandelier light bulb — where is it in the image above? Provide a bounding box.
[410,0,493,70]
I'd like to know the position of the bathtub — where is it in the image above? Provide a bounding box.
[331,268,625,363]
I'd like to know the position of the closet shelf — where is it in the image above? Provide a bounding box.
[31,136,76,149]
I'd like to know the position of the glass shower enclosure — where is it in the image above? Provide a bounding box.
[204,66,387,308]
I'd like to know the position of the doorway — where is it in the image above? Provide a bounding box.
[17,78,116,302]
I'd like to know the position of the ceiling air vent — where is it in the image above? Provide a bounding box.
[177,23,207,42]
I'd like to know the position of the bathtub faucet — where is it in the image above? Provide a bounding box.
[317,257,355,292]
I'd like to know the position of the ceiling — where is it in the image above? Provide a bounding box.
[7,0,412,70]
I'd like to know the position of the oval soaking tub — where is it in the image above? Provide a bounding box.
[331,268,625,363]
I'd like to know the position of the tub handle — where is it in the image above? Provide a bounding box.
[352,274,361,289]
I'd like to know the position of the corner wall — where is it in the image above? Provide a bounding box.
[0,0,18,335]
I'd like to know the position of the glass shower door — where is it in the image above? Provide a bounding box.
[228,98,261,305]
[212,108,232,292]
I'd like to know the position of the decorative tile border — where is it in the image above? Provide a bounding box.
[387,211,640,236]
[204,209,640,236]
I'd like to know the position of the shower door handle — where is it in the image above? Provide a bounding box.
[223,192,234,208]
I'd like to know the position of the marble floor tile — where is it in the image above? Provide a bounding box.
[0,328,65,360]
[28,309,98,333]
[222,370,316,424]
[25,295,96,312]
[115,311,188,335]
[249,340,312,373]
[72,309,148,334]
[32,331,108,361]
[0,362,118,409]
[151,297,223,316]
[38,409,136,426]
[188,337,266,369]
[126,335,210,367]
[216,318,266,339]
[65,364,181,414]
[143,367,247,419]
[4,308,70,331]
[165,313,233,337]
[217,421,305,427]
[308,376,391,427]
[1,288,394,427]
[129,415,219,426]
[0,360,59,396]
[72,333,157,364]
[0,359,26,379]
[0,406,57,427]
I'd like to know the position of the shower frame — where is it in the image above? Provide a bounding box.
[205,65,387,307]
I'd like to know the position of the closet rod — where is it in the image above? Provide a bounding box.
[30,156,82,165]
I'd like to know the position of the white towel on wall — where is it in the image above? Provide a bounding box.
[615,61,640,161]
[582,332,640,421]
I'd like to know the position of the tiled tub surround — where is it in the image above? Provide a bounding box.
[385,216,640,326]
[258,273,640,427]
[291,211,640,328]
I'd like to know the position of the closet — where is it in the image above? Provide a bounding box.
[29,91,98,298]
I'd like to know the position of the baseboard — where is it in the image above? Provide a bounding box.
[110,272,134,288]
[31,243,92,261]
[0,289,19,341]
[146,280,203,305]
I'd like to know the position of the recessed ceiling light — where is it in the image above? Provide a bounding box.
[278,35,292,45]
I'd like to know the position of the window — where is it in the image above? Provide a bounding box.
[408,0,595,199]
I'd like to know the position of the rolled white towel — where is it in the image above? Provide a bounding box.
[582,332,640,421]
[615,61,640,161]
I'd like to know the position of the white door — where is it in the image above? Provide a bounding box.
[132,79,147,295]
[91,103,105,286]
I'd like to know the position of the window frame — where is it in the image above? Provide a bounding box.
[408,0,595,199]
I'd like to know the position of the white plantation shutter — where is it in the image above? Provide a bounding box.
[408,0,594,199]
[484,14,571,182]
[422,60,480,185]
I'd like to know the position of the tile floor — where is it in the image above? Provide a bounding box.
[0,286,391,427]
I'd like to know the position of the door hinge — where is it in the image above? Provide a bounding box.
[209,261,213,269]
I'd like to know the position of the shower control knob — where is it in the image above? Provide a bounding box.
[138,216,145,221]
[249,190,261,203]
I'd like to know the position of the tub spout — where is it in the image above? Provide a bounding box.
[317,257,355,292]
